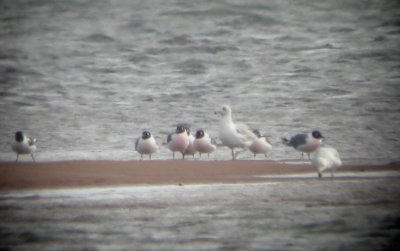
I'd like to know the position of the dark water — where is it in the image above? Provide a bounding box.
[1,176,400,250]
[0,0,400,162]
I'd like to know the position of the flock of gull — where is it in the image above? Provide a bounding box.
[11,105,342,178]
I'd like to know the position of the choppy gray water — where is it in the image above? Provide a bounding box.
[1,0,400,162]
[1,176,400,251]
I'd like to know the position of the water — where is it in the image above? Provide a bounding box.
[1,0,400,162]
[1,176,399,250]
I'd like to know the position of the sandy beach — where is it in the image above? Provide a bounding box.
[1,160,399,191]
[1,160,400,250]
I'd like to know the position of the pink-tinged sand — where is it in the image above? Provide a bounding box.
[0,160,399,191]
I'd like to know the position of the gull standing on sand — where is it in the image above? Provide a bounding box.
[12,131,36,162]
[193,129,216,158]
[135,131,158,160]
[312,146,342,178]
[248,129,272,157]
[282,131,324,159]
[215,105,257,160]
[167,125,190,160]
[183,127,197,158]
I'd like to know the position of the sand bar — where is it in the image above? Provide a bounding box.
[0,160,399,191]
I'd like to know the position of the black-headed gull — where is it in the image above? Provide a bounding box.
[248,129,272,158]
[282,131,324,159]
[12,131,36,162]
[312,146,342,178]
[215,105,257,160]
[183,126,197,158]
[135,131,158,160]
[193,129,216,158]
[167,125,189,160]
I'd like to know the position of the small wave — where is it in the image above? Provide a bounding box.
[145,44,238,56]
[175,59,207,75]
[275,43,337,52]
[329,27,356,33]
[340,49,400,62]
[0,65,19,74]
[82,33,115,43]
[312,88,352,96]
[160,35,194,45]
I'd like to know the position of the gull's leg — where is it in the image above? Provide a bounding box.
[15,154,19,163]
[31,153,35,162]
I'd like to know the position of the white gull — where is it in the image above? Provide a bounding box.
[312,146,342,178]
[193,129,216,158]
[248,129,272,158]
[167,125,190,160]
[135,131,158,160]
[215,105,257,160]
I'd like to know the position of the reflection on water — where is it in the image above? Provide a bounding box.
[0,178,399,250]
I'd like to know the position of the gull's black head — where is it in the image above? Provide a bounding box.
[312,131,324,139]
[176,125,186,134]
[252,129,261,138]
[178,123,191,135]
[15,131,24,142]
[142,131,151,140]
[195,129,205,139]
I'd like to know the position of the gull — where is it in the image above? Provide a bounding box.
[183,126,197,158]
[135,131,158,160]
[193,129,216,158]
[215,105,257,160]
[167,125,189,160]
[282,130,324,159]
[12,131,36,162]
[312,146,342,178]
[248,129,272,158]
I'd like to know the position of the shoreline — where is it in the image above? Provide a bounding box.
[0,160,399,191]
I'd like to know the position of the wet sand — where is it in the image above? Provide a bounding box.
[0,160,399,191]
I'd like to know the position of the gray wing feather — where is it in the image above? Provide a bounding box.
[167,133,172,143]
[235,123,257,142]
[135,137,140,150]
[289,134,307,148]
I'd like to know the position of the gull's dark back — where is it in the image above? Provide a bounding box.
[288,134,307,148]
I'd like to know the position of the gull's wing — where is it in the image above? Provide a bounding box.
[289,134,307,148]
[167,133,172,143]
[135,137,140,150]
[235,123,257,143]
